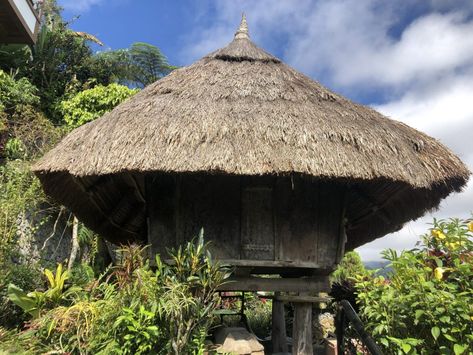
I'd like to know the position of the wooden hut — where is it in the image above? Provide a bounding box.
[33,15,469,353]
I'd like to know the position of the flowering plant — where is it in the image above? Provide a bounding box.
[356,218,473,354]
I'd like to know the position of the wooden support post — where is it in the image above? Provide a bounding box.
[292,298,313,355]
[272,292,288,353]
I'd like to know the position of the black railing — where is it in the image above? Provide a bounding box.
[336,300,384,355]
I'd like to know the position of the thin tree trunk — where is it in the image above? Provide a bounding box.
[68,216,80,270]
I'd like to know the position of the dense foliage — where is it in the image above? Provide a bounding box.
[0,2,174,345]
[356,219,473,354]
[0,70,39,112]
[331,251,368,283]
[60,83,138,128]
[1,239,228,354]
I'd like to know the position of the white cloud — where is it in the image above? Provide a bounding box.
[285,3,473,91]
[357,69,473,260]
[60,0,105,12]
[182,0,473,260]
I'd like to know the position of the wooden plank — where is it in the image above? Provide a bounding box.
[178,175,241,259]
[218,259,322,269]
[241,184,274,260]
[219,276,330,292]
[274,295,332,303]
[293,293,313,355]
[271,292,288,353]
[146,174,177,259]
[275,177,319,264]
[317,182,346,267]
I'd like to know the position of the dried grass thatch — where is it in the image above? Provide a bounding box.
[33,16,470,249]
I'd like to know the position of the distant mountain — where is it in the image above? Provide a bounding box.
[364,260,392,277]
[363,260,389,269]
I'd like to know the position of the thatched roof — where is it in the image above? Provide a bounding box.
[33,16,470,250]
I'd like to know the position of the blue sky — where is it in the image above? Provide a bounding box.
[59,0,473,260]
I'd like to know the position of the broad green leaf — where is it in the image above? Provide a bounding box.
[453,344,466,355]
[402,343,411,353]
[44,268,55,288]
[7,284,39,318]
[431,326,440,340]
[443,333,456,342]
[414,310,424,319]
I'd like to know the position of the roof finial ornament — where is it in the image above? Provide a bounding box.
[235,13,249,39]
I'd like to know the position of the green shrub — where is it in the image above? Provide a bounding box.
[0,262,43,328]
[0,70,39,112]
[331,251,368,283]
[356,218,473,354]
[0,161,45,255]
[2,236,228,354]
[59,83,138,128]
[246,293,272,338]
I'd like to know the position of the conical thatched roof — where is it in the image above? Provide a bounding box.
[33,16,469,250]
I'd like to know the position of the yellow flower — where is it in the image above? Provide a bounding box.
[434,267,445,281]
[468,221,473,232]
[431,229,446,240]
[446,242,459,251]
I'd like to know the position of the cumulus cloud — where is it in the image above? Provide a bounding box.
[358,69,473,260]
[287,9,473,90]
[180,0,473,260]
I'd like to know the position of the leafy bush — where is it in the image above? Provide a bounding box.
[0,70,39,112]
[0,262,43,328]
[246,293,272,338]
[0,161,45,255]
[356,219,473,354]
[8,264,79,319]
[2,237,228,354]
[331,251,368,283]
[59,83,138,128]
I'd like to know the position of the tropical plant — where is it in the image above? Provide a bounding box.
[331,251,368,283]
[8,264,78,318]
[96,42,176,87]
[0,262,43,328]
[0,161,45,255]
[356,218,473,355]
[113,305,161,354]
[59,83,138,128]
[1,237,228,354]
[0,70,39,112]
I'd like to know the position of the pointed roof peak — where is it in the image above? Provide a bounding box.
[234,13,249,39]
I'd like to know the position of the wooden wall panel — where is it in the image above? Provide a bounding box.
[275,177,319,264]
[316,183,346,267]
[275,177,346,268]
[178,175,241,259]
[241,186,275,260]
[147,173,346,272]
[146,174,177,258]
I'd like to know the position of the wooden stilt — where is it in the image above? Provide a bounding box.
[292,300,313,355]
[272,292,288,353]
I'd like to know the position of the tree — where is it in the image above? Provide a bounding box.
[0,0,114,122]
[97,42,176,88]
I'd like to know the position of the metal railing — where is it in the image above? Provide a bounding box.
[336,300,384,355]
